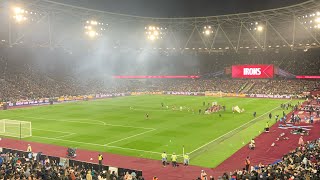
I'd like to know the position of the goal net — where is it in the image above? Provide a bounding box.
[0,119,32,138]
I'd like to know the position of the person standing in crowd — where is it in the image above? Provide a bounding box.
[86,170,92,180]
[201,170,207,180]
[245,156,250,171]
[27,144,32,152]
[298,136,304,146]
[98,154,103,171]
[171,153,177,167]
[161,152,167,167]
[183,153,189,166]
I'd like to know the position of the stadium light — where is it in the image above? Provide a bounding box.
[12,6,28,23]
[84,20,107,39]
[203,26,213,35]
[145,25,165,41]
[257,26,263,32]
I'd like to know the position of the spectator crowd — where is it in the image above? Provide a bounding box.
[0,151,144,180]
[201,138,320,180]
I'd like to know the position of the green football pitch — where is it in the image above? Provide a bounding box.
[0,95,298,167]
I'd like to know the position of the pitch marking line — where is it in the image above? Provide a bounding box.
[6,115,154,130]
[32,128,74,134]
[30,136,167,155]
[187,99,292,155]
[55,133,76,139]
[6,115,107,126]
[104,129,156,146]
[30,134,178,156]
[31,136,106,147]
[102,123,154,130]
[32,128,77,139]
[107,145,180,156]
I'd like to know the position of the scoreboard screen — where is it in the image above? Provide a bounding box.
[232,64,274,78]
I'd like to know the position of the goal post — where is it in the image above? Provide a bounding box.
[0,119,32,138]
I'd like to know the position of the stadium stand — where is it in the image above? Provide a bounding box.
[1,1,320,178]
[0,148,144,180]
[205,138,320,180]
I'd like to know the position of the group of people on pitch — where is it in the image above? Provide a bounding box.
[161,152,189,167]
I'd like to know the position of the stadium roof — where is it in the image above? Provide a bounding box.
[37,0,307,18]
[1,0,320,53]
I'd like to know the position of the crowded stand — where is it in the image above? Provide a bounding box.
[196,139,320,180]
[1,45,320,101]
[0,41,319,180]
[1,0,320,179]
[0,150,144,180]
[0,27,320,180]
[0,71,318,102]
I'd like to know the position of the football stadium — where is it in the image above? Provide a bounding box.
[0,0,320,179]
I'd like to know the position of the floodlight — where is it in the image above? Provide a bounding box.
[145,25,165,40]
[257,26,263,32]
[13,15,27,23]
[87,30,97,38]
[84,19,107,38]
[149,35,155,41]
[13,7,24,14]
[205,30,211,35]
[203,26,213,35]
[315,17,320,23]
[12,6,29,23]
[90,21,98,25]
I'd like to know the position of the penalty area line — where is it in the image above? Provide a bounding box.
[31,136,105,147]
[106,145,179,156]
[32,135,166,156]
[188,99,292,156]
[55,133,76,139]
[32,128,73,134]
[7,116,153,130]
[104,129,156,146]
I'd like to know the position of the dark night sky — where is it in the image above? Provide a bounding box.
[51,0,308,17]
